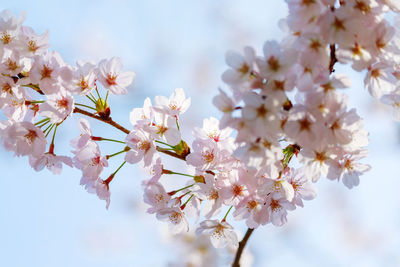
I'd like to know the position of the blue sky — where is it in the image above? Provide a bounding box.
[1,1,400,266]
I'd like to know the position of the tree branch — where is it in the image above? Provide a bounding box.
[156,146,188,161]
[329,44,338,74]
[232,228,254,267]
[73,107,188,160]
[73,107,130,134]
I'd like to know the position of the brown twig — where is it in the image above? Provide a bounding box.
[329,44,338,74]
[232,228,254,267]
[73,107,130,134]
[73,107,187,160]
[156,146,188,161]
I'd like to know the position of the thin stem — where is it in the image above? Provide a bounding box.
[101,138,126,144]
[90,92,97,101]
[222,206,233,221]
[95,86,102,100]
[104,161,127,185]
[156,147,175,151]
[42,123,54,135]
[37,120,50,128]
[49,124,58,153]
[50,124,58,145]
[44,124,55,138]
[155,140,175,148]
[181,194,194,208]
[35,117,50,126]
[106,149,127,159]
[75,103,97,111]
[86,95,97,104]
[26,100,45,104]
[170,183,195,195]
[105,90,110,104]
[113,161,126,175]
[177,183,195,193]
[232,228,255,267]
[163,169,195,178]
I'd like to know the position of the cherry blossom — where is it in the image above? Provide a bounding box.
[95,56,135,95]
[196,220,238,248]
[4,3,400,258]
[1,121,46,157]
[153,87,191,117]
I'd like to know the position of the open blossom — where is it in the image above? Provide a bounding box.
[284,105,319,147]
[298,144,340,182]
[29,51,65,95]
[29,153,73,174]
[261,178,295,202]
[265,197,295,227]
[241,92,281,137]
[95,179,111,209]
[125,128,157,166]
[73,141,108,179]
[80,176,111,209]
[0,76,25,109]
[152,112,181,145]
[130,97,153,126]
[331,150,371,189]
[143,181,171,213]
[193,117,233,145]
[222,46,256,86]
[15,25,49,57]
[286,168,317,207]
[233,196,269,229]
[0,50,25,75]
[380,90,400,121]
[65,61,96,95]
[156,207,189,234]
[70,119,93,149]
[196,220,238,248]
[186,141,222,171]
[153,88,191,117]
[39,88,74,123]
[212,88,236,128]
[257,40,298,79]
[1,121,46,157]
[0,10,25,47]
[217,168,250,206]
[193,173,223,219]
[145,157,163,183]
[364,62,398,99]
[95,56,135,95]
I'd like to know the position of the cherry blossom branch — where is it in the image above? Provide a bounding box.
[232,228,255,267]
[73,107,130,134]
[73,107,188,160]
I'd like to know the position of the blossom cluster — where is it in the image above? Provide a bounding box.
[164,229,253,267]
[1,0,400,253]
[0,9,134,206]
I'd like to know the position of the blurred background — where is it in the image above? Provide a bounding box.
[1,0,400,266]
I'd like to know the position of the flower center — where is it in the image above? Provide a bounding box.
[24,130,38,144]
[106,73,117,86]
[41,64,53,80]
